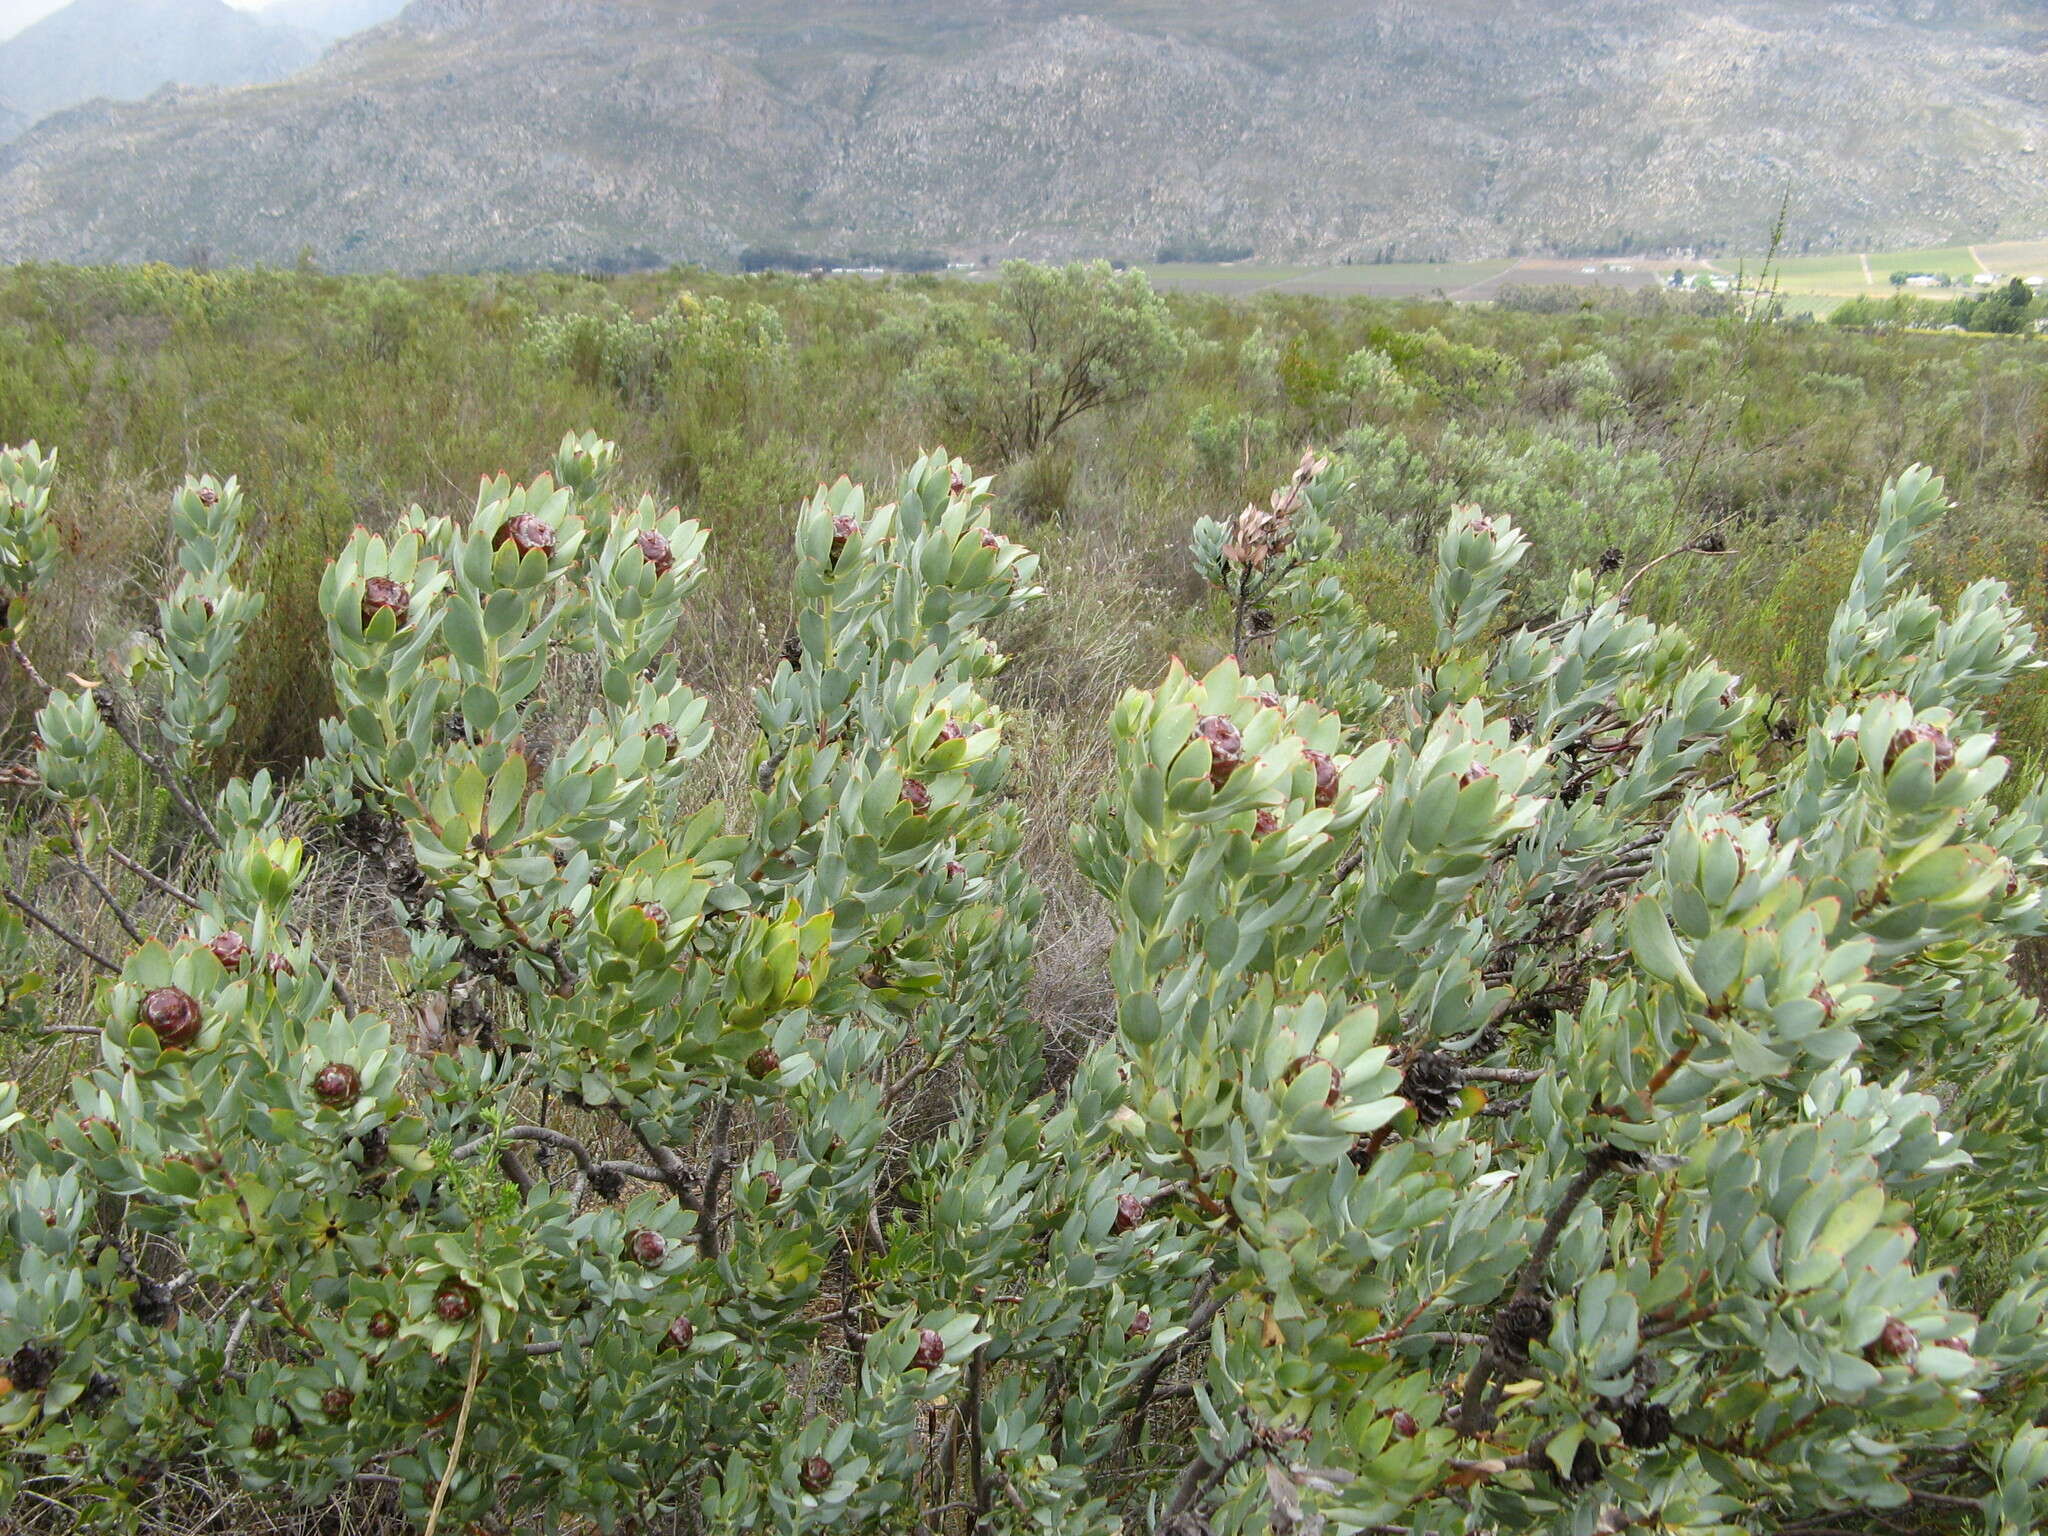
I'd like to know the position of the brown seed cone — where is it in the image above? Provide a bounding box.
[138,987,202,1049]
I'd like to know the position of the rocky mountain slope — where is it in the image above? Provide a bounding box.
[0,0,2043,270]
[0,0,321,135]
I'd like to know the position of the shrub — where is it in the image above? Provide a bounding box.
[1459,433,1685,614]
[3,434,2048,1536]
[1385,327,1524,412]
[528,292,785,403]
[1186,404,1282,489]
[1338,344,1420,416]
[1330,421,1453,553]
[905,261,1185,459]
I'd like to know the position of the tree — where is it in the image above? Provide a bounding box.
[4,438,2048,1536]
[906,261,1185,460]
[1971,277,2037,335]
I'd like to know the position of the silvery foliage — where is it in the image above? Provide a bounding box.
[0,435,2045,1535]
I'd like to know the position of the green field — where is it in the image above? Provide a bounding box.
[1132,235,2048,315]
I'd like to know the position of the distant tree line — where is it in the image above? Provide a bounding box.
[738,246,949,274]
[1833,276,2041,335]
[1154,242,1256,264]
[536,248,673,277]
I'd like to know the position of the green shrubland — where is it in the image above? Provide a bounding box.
[1,257,2043,779]
[1,261,2047,1535]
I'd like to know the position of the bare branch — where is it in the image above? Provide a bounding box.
[66,825,144,944]
[106,847,202,910]
[1454,1154,1616,1434]
[496,1147,535,1197]
[5,884,120,972]
[698,1099,737,1260]
[90,690,221,848]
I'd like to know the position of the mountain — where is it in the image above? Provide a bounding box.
[0,0,2044,271]
[0,0,320,133]
[264,0,407,41]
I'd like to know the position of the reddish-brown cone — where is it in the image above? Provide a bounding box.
[360,577,410,631]
[911,1328,945,1370]
[207,931,250,970]
[138,987,202,1049]
[1302,748,1340,809]
[311,1062,360,1107]
[635,528,674,576]
[1196,715,1245,788]
[1886,722,1956,778]
[747,1046,781,1079]
[492,514,556,559]
[661,1315,695,1352]
[1126,1307,1152,1342]
[1110,1192,1146,1235]
[433,1279,479,1324]
[626,1229,667,1268]
[7,1341,61,1391]
[900,778,931,814]
[799,1454,833,1493]
[320,1387,355,1419]
[1867,1317,1919,1363]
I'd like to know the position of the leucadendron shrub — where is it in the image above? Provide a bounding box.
[3,433,2048,1536]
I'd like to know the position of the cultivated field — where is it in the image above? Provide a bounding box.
[1139,235,2048,314]
[1140,256,1665,300]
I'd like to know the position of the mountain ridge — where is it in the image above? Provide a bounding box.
[1,0,2044,271]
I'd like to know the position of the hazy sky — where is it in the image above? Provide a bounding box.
[0,0,271,39]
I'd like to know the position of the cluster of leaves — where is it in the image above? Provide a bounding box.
[2,426,2048,1536]
[527,292,787,402]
